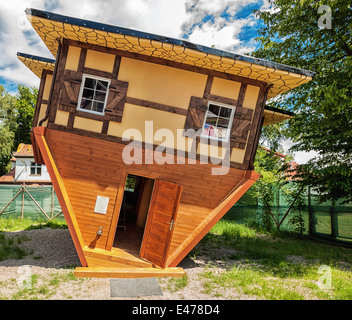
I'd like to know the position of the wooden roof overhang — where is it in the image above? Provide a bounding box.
[17,52,55,78]
[263,106,295,126]
[24,8,315,100]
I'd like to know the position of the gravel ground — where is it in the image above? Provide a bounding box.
[0,227,255,300]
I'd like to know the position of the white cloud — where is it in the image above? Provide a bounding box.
[0,0,272,90]
[181,0,265,54]
[0,0,188,89]
[282,139,318,164]
[187,19,256,54]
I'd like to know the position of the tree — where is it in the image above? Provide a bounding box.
[14,85,38,148]
[253,0,352,204]
[0,85,37,176]
[0,86,16,175]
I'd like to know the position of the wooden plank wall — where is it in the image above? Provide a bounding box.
[45,128,247,258]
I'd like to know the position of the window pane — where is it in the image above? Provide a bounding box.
[92,101,105,113]
[80,98,93,110]
[203,124,217,137]
[219,106,232,118]
[205,115,217,127]
[94,91,107,102]
[208,104,220,117]
[217,117,230,128]
[84,78,96,89]
[82,88,95,100]
[96,80,108,92]
[30,167,36,175]
[37,166,42,175]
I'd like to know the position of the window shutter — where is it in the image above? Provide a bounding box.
[229,107,253,149]
[104,79,128,122]
[183,96,208,137]
[59,70,83,111]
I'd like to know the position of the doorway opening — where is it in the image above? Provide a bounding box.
[113,174,155,254]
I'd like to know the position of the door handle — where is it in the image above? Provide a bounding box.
[167,219,174,231]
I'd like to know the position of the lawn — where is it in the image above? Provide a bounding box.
[193,220,352,300]
[1,217,352,300]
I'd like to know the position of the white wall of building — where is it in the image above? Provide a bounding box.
[14,157,51,182]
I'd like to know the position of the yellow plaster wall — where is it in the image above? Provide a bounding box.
[243,85,260,110]
[73,116,103,133]
[65,46,81,71]
[118,57,207,110]
[107,103,192,151]
[55,110,70,126]
[230,147,246,164]
[38,104,48,127]
[42,74,52,100]
[84,50,115,73]
[211,77,241,100]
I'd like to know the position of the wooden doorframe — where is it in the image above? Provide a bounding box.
[105,169,159,251]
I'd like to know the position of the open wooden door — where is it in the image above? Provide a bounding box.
[140,180,182,268]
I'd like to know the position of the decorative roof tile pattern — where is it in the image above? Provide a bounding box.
[17,52,55,78]
[25,8,315,99]
[263,106,294,126]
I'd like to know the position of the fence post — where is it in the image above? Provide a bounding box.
[308,186,316,235]
[330,202,338,239]
[21,184,25,220]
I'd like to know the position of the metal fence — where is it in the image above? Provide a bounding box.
[0,184,63,221]
[225,184,352,246]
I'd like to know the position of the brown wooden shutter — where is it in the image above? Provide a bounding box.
[183,96,208,137]
[229,107,254,149]
[59,70,83,112]
[58,70,129,123]
[104,79,128,122]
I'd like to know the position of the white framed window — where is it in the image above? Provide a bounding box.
[77,74,110,115]
[30,162,42,176]
[201,101,236,142]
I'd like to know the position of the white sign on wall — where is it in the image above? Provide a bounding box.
[94,196,109,215]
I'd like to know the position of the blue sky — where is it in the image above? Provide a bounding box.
[0,0,270,93]
[0,0,317,163]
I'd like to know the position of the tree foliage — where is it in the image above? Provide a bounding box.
[253,0,352,203]
[0,85,38,175]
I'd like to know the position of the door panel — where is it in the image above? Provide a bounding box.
[140,180,182,268]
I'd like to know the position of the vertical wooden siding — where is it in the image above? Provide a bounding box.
[45,128,248,258]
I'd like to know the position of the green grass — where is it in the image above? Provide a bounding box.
[0,232,29,261]
[11,271,83,300]
[0,218,67,232]
[166,275,188,293]
[0,218,67,263]
[196,220,352,300]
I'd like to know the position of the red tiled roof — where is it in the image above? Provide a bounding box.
[12,143,33,157]
[0,167,15,182]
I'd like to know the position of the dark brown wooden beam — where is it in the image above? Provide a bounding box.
[126,97,188,116]
[47,123,250,171]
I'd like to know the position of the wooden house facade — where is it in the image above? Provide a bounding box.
[19,8,314,278]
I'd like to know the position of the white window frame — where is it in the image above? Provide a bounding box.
[30,162,42,176]
[76,74,111,116]
[200,101,236,142]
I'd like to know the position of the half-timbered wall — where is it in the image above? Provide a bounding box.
[35,39,269,170]
[32,70,53,127]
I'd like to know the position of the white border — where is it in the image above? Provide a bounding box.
[76,73,111,116]
[200,100,236,142]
